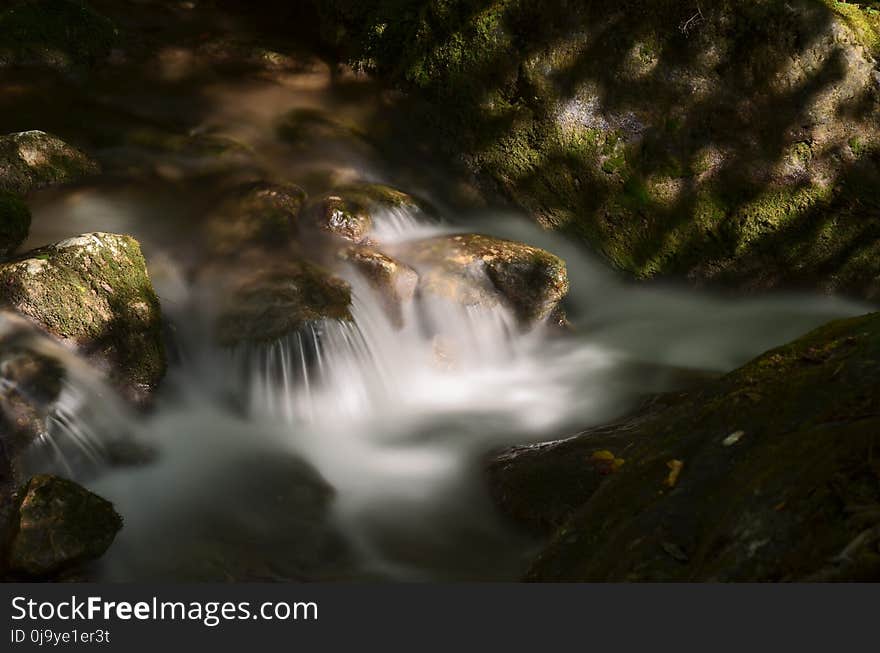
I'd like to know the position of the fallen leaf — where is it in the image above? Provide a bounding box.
[722,430,745,446]
[590,450,625,474]
[665,459,684,488]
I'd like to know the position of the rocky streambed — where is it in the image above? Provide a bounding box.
[0,0,877,582]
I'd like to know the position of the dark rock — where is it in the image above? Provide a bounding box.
[5,475,122,577]
[489,312,880,581]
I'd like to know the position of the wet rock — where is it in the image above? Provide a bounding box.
[393,234,569,327]
[490,312,880,581]
[204,181,305,257]
[0,233,166,402]
[301,183,423,243]
[5,475,122,577]
[0,192,30,258]
[0,131,100,196]
[213,254,352,346]
[0,0,117,70]
[338,245,418,328]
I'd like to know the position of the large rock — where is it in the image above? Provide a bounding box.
[4,475,122,577]
[0,233,166,402]
[0,192,30,258]
[392,234,569,327]
[489,312,880,581]
[204,181,305,258]
[213,255,352,346]
[0,131,99,196]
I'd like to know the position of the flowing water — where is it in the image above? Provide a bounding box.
[4,26,875,581]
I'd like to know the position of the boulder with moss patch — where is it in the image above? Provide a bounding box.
[0,233,165,402]
[0,192,30,258]
[392,234,569,327]
[490,312,880,581]
[0,131,99,196]
[4,475,122,577]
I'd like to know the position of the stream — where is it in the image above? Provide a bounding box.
[4,17,874,581]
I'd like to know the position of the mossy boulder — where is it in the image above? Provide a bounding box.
[489,312,880,581]
[5,475,122,577]
[314,0,880,297]
[0,233,166,402]
[0,0,118,70]
[0,192,30,258]
[392,234,569,327]
[0,131,100,196]
[301,183,422,243]
[338,245,418,327]
[213,254,352,346]
[204,181,306,258]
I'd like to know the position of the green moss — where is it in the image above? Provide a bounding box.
[0,0,118,68]
[0,192,30,258]
[825,0,880,53]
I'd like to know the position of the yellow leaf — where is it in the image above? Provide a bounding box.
[665,459,684,488]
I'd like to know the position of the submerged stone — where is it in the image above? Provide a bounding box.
[0,233,166,402]
[6,475,122,577]
[393,233,569,327]
[489,312,880,581]
[0,131,100,196]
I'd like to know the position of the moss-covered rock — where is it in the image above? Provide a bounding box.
[0,131,99,196]
[0,192,30,258]
[0,233,166,402]
[489,311,880,581]
[393,233,569,327]
[338,245,418,327]
[204,181,305,258]
[213,254,352,346]
[0,0,118,70]
[313,0,880,297]
[5,475,122,577]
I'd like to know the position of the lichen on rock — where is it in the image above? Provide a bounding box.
[0,232,165,402]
